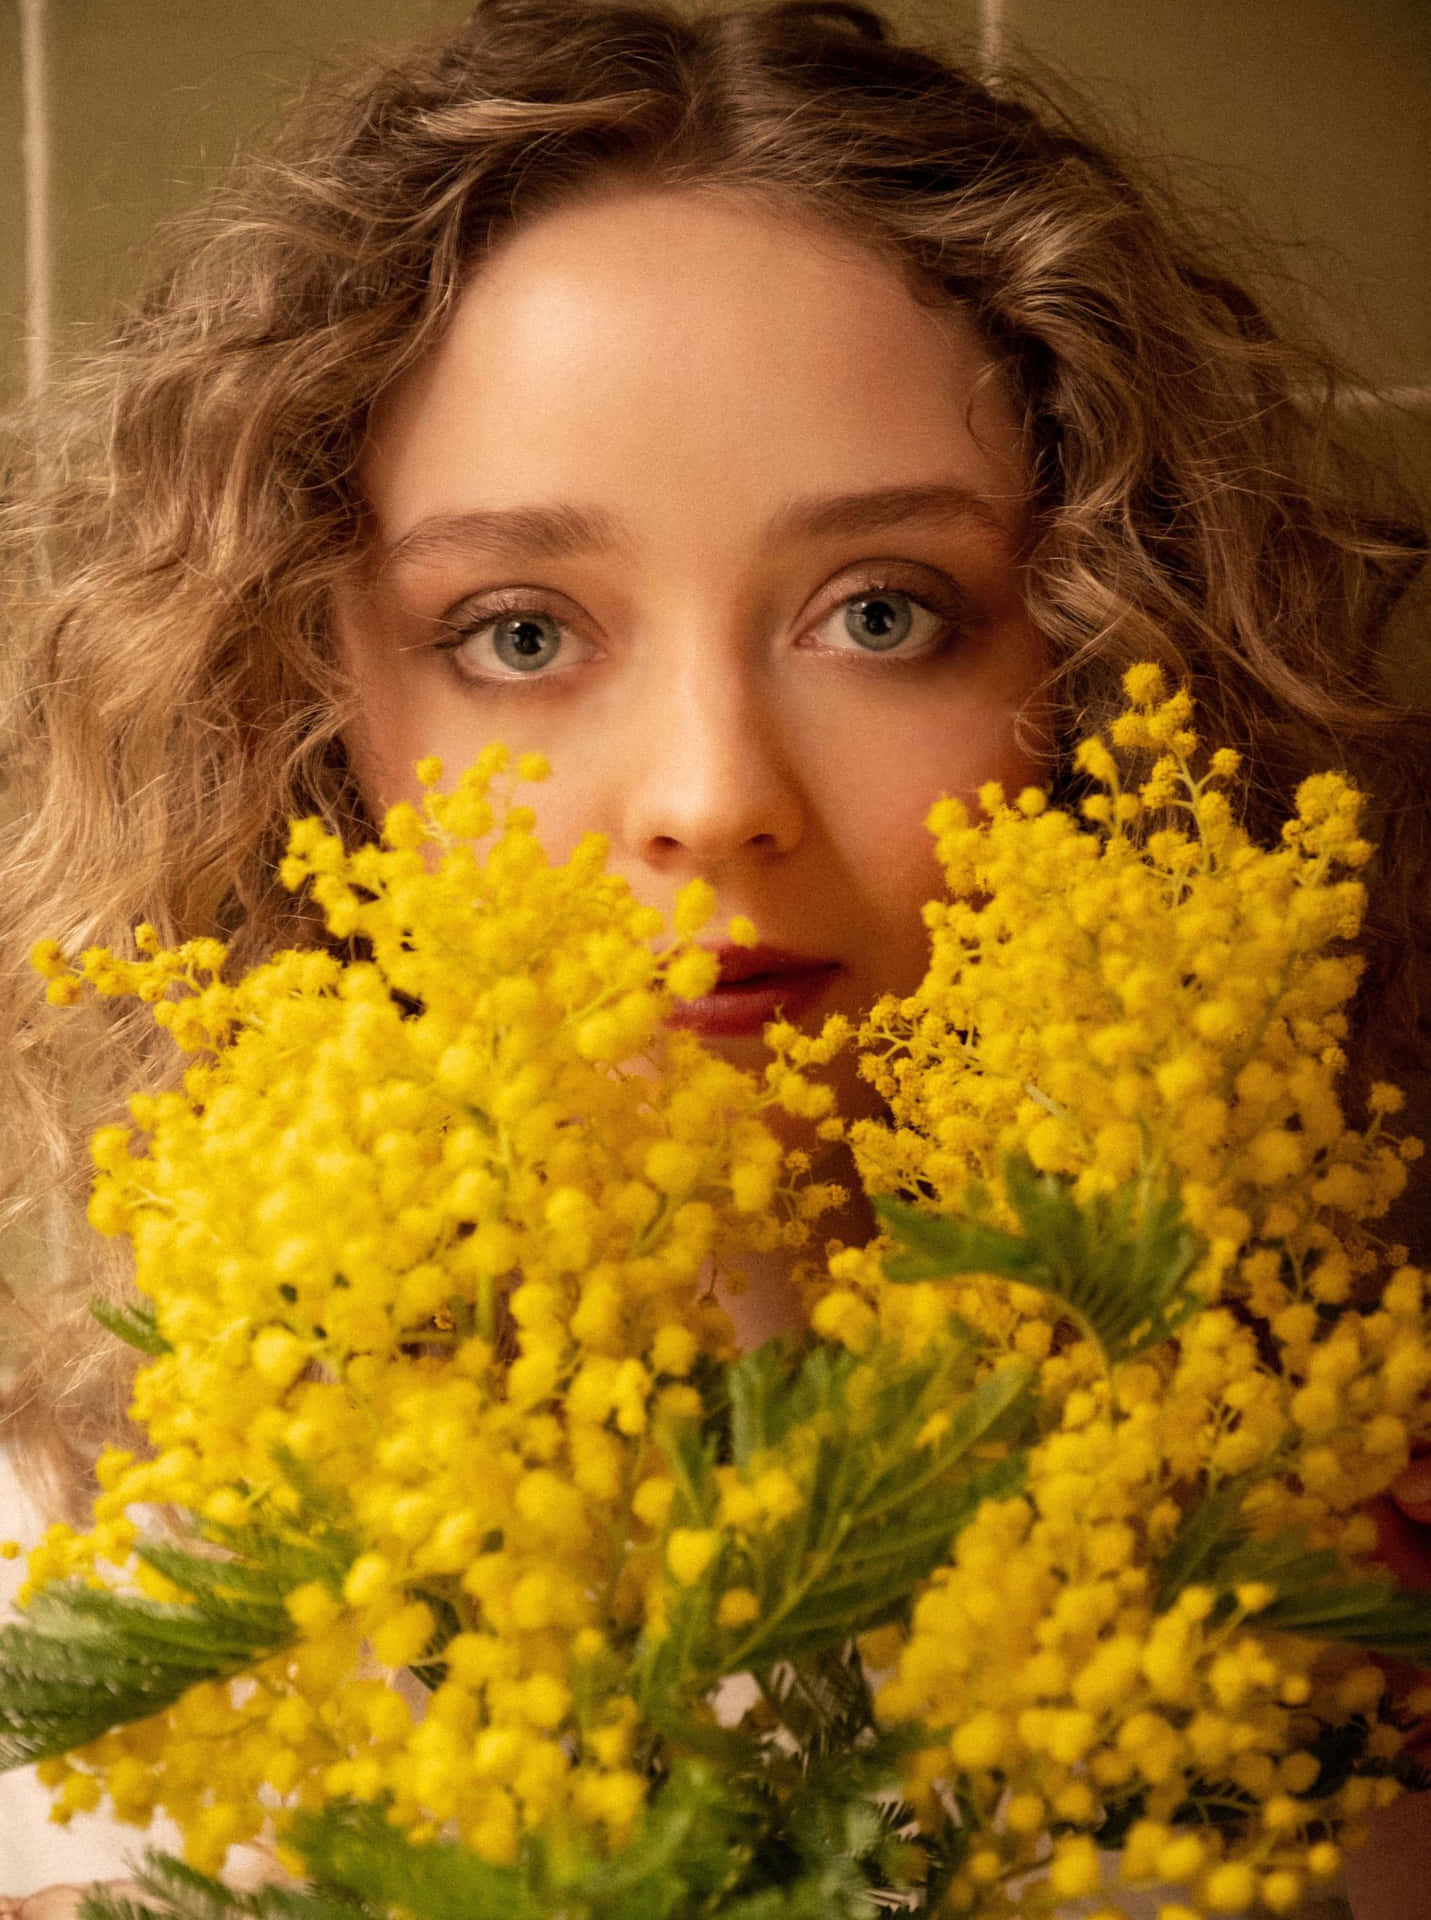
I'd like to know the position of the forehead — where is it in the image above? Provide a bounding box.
[361,186,1028,543]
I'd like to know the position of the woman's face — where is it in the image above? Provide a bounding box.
[338,187,1047,1085]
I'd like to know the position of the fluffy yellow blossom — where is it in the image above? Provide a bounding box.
[820,676,1430,1920]
[666,1528,721,1586]
[25,749,829,1872]
[19,693,1428,1919]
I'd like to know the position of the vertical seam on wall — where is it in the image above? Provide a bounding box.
[18,0,54,405]
[977,0,1005,83]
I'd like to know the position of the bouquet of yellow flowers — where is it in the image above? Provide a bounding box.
[3,671,1428,1920]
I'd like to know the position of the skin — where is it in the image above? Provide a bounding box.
[337,188,1049,1064]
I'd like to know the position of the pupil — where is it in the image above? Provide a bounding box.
[846,592,911,650]
[494,614,561,671]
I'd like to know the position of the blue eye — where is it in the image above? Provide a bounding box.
[843,591,916,651]
[438,600,581,683]
[490,612,563,672]
[811,580,959,660]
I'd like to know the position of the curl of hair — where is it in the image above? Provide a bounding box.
[2,0,1426,1497]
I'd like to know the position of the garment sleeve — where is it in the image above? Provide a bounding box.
[0,1444,176,1894]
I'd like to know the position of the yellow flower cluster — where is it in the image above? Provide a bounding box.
[879,1378,1414,1918]
[16,684,1428,1918]
[809,668,1431,1916]
[848,669,1411,1273]
[824,667,1422,1427]
[26,748,834,1873]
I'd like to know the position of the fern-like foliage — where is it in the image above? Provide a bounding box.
[79,1852,360,1920]
[1158,1484,1431,1662]
[1152,1476,1254,1605]
[0,1506,354,1770]
[79,1757,933,1920]
[638,1334,1032,1719]
[1258,1579,1431,1660]
[297,1754,931,1919]
[877,1154,1205,1364]
[0,1579,284,1768]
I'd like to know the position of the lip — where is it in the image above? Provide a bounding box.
[667,945,844,1040]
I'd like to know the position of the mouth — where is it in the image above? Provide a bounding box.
[667,945,844,1040]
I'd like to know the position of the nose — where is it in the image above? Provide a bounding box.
[616,644,805,875]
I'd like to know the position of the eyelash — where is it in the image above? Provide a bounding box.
[433,575,965,685]
[434,589,585,684]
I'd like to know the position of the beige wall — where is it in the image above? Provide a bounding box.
[1013,0,1429,388]
[4,2,1426,383]
[0,5,23,377]
[3,0,1427,680]
[1,0,472,375]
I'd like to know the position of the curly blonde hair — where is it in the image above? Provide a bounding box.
[2,0,1426,1496]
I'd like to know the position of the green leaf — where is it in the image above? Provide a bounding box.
[873,1198,1039,1285]
[1256,1580,1431,1661]
[1157,1492,1431,1663]
[0,1579,289,1770]
[640,1337,1032,1723]
[74,1760,935,1918]
[79,1851,362,1920]
[289,1803,541,1920]
[754,1644,877,1758]
[877,1154,1205,1364]
[90,1296,171,1357]
[1154,1477,1260,1608]
[290,1766,837,1920]
[0,1510,354,1770]
[728,1339,853,1463]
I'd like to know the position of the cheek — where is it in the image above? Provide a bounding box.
[337,634,514,819]
[346,726,427,816]
[521,775,613,868]
[838,731,1026,864]
[829,694,1050,964]
[337,623,423,809]
[847,799,947,980]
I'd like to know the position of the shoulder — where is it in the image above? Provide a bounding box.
[0,1886,145,1919]
[0,1441,160,1896]
[0,1441,287,1898]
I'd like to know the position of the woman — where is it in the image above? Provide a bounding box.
[1,0,1427,1905]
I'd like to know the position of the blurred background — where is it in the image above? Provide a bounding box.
[2,0,1428,689]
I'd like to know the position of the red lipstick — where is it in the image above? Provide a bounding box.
[668,945,843,1039]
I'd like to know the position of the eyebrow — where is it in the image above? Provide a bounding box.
[375,482,1012,574]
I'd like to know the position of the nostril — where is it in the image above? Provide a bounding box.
[622,743,806,865]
